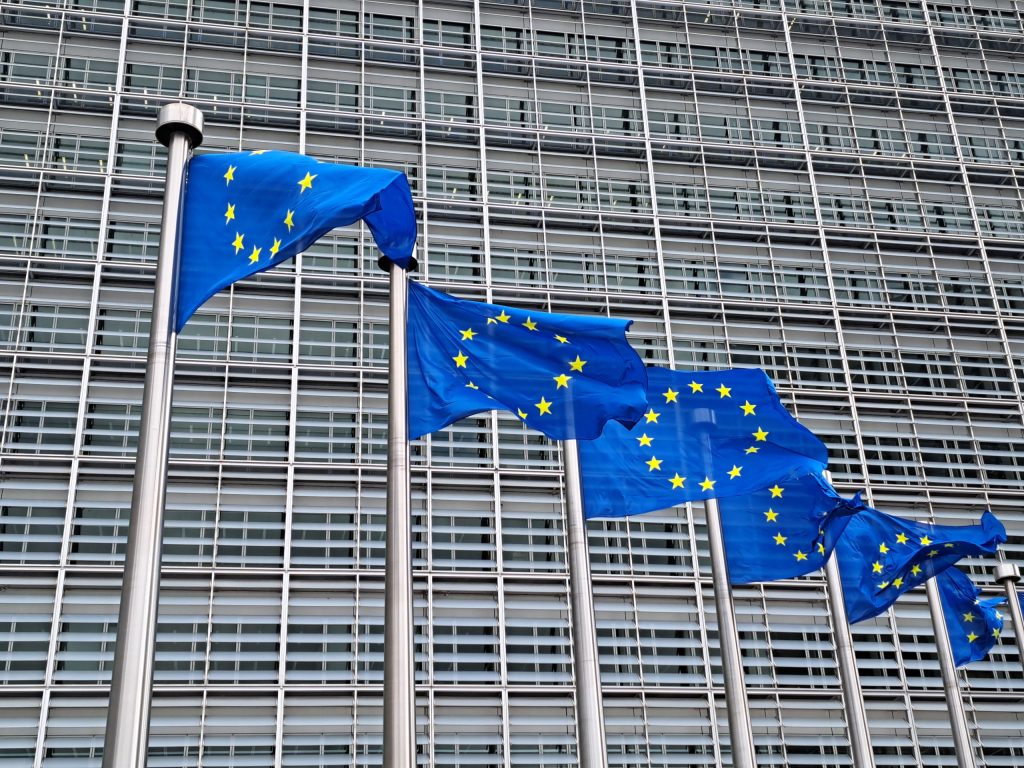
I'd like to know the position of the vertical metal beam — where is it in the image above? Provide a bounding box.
[705,497,757,768]
[925,578,977,768]
[102,102,203,768]
[383,261,416,768]
[563,439,608,768]
[993,563,1024,675]
[822,471,875,768]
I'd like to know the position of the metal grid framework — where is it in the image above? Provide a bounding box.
[1,0,1023,765]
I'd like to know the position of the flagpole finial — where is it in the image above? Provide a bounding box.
[379,254,418,272]
[994,563,1021,584]
[155,102,204,148]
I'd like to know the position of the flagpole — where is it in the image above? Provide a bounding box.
[925,578,978,768]
[993,563,1024,674]
[382,260,416,768]
[705,497,757,768]
[824,554,876,767]
[102,103,203,768]
[563,439,609,768]
[822,472,875,768]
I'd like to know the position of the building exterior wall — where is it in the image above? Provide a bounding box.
[1,0,1023,765]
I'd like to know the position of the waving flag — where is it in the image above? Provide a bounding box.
[836,508,1006,623]
[177,151,415,330]
[720,470,864,584]
[577,367,827,519]
[406,281,648,440]
[938,567,1005,667]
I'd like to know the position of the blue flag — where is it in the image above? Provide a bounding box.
[577,367,828,519]
[836,508,1006,623]
[720,470,864,584]
[177,151,416,330]
[938,567,1004,667]
[406,281,648,440]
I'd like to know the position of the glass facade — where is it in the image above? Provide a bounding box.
[1,0,1023,765]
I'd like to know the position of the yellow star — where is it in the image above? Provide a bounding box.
[773,533,787,546]
[224,203,235,223]
[753,427,769,442]
[910,565,922,576]
[535,397,552,415]
[764,509,778,522]
[794,550,808,561]
[817,542,825,555]
[522,317,538,331]
[669,473,685,489]
[879,543,889,554]
[269,238,281,257]
[646,456,662,472]
[944,543,955,548]
[517,408,528,420]
[284,210,295,231]
[919,536,932,546]
[569,355,587,372]
[298,171,317,192]
[453,351,468,368]
[928,549,939,557]
[496,311,511,323]
[967,632,978,643]
[248,245,261,264]
[892,577,903,588]
[232,232,245,253]
[554,334,569,344]
[700,477,716,492]
[689,381,703,393]
[663,388,678,403]
[466,381,479,390]
[224,165,235,183]
[460,328,477,341]
[745,446,760,454]
[716,384,731,398]
[636,433,653,447]
[727,465,742,479]
[250,149,269,155]
[740,401,756,416]
[878,581,890,589]
[644,409,660,424]
[769,485,783,498]
[896,532,908,544]
[962,612,975,623]
[872,561,883,573]
[554,374,571,389]
[993,629,1001,638]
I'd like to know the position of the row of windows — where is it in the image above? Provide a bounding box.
[0,576,1018,690]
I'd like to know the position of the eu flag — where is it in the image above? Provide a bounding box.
[577,367,827,519]
[720,470,864,584]
[176,151,416,330]
[406,281,648,440]
[836,508,1006,623]
[938,567,1005,667]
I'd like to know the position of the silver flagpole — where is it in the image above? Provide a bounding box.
[993,563,1024,674]
[822,472,875,768]
[382,260,416,768]
[563,439,609,768]
[925,578,978,768]
[102,103,203,768]
[705,497,757,768]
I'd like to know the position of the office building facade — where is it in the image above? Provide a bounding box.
[1,0,1023,764]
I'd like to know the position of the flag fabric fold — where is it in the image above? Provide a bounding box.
[577,367,828,519]
[836,508,1006,623]
[177,151,416,330]
[406,281,648,440]
[720,470,865,584]
[937,567,1004,667]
